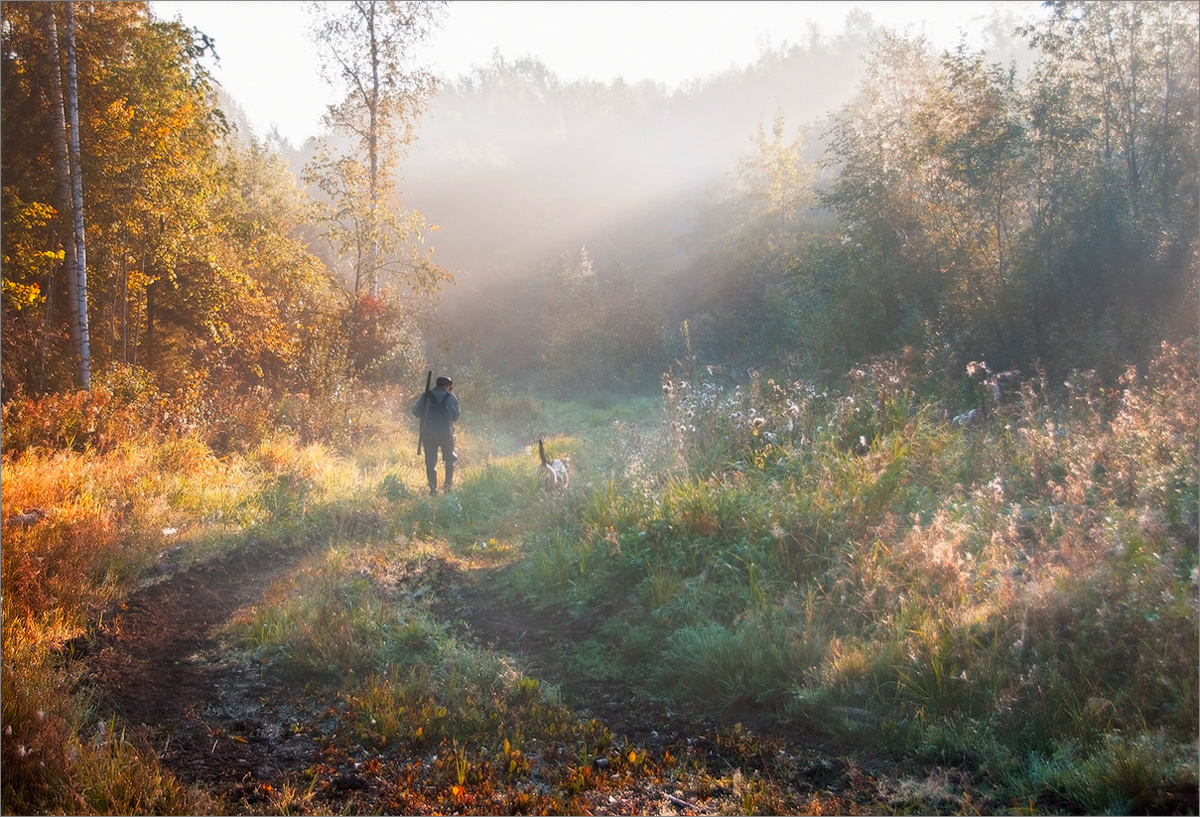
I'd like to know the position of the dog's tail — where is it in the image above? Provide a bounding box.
[538,438,551,467]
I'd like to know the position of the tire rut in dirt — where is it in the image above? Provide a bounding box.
[84,545,326,795]
[434,561,716,752]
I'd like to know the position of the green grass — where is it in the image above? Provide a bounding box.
[519,343,1200,812]
[2,349,1196,814]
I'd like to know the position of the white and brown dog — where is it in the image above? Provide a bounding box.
[538,438,569,492]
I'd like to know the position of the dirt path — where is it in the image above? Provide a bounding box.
[85,544,335,806]
[440,563,720,750]
[83,543,859,813]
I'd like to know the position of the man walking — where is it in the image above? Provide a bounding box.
[412,375,460,495]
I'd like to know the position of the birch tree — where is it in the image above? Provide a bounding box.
[307,0,447,297]
[64,1,90,389]
[42,1,91,389]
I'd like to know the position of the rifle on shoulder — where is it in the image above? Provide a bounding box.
[417,370,432,456]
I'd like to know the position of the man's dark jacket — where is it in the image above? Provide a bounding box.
[411,386,459,438]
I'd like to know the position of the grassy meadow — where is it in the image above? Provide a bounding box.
[1,343,1197,814]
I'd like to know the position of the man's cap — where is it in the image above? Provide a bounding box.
[436,376,453,387]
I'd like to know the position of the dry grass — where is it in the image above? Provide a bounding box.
[524,341,1199,812]
[2,347,1196,813]
[0,382,425,814]
[1,428,249,814]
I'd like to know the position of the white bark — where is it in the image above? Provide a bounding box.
[43,6,80,383]
[65,1,91,389]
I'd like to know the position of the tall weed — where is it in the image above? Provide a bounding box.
[532,341,1199,807]
[0,421,380,814]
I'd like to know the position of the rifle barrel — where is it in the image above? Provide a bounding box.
[417,370,432,456]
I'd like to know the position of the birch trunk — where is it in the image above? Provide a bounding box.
[42,4,83,387]
[65,1,91,389]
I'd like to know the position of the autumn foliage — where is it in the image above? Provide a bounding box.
[1,1,1198,814]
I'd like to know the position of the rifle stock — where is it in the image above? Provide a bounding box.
[417,370,432,456]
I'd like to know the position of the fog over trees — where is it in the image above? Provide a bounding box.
[395,11,944,388]
[288,0,1193,397]
[3,7,1197,812]
[4,1,1196,405]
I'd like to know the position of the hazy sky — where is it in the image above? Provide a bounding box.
[150,1,1039,146]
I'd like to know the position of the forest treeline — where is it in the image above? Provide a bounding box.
[3,1,448,449]
[395,0,1197,395]
[2,1,1198,441]
[2,5,1198,813]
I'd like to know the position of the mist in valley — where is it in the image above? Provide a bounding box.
[263,4,1040,394]
[4,4,1197,813]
